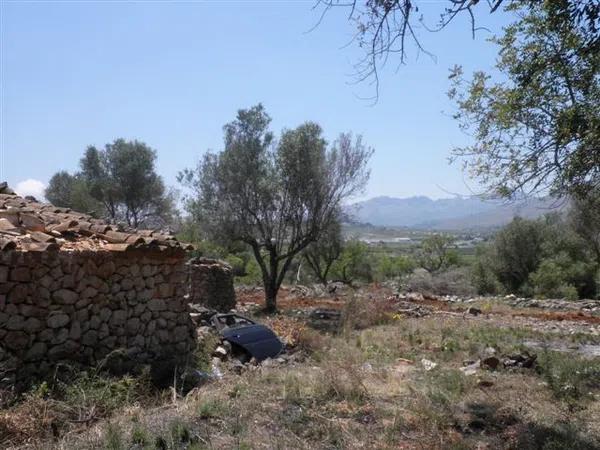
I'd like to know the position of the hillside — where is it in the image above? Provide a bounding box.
[346,195,565,230]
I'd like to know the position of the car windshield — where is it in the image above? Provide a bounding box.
[213,315,255,330]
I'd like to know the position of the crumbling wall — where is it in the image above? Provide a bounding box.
[188,258,235,312]
[0,249,196,387]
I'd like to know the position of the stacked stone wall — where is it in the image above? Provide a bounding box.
[188,258,235,312]
[0,250,196,387]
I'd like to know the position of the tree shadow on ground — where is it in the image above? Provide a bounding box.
[456,401,599,450]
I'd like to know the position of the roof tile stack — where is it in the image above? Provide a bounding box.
[0,182,193,253]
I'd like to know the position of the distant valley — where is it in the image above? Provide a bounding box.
[346,195,566,230]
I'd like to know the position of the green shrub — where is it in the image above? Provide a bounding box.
[530,249,596,300]
[61,371,152,418]
[536,351,600,403]
[492,217,546,294]
[223,254,246,276]
[330,239,374,284]
[236,257,263,285]
[103,422,125,450]
[470,244,501,295]
[374,254,415,282]
[417,234,459,273]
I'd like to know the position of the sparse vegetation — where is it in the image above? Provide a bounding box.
[3,288,598,449]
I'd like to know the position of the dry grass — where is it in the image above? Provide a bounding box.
[2,293,600,449]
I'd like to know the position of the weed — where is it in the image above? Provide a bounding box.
[104,422,124,450]
[282,373,304,405]
[197,397,227,419]
[315,362,369,404]
[536,350,600,403]
[194,333,221,371]
[424,369,472,408]
[169,419,192,444]
[130,423,151,446]
[61,370,153,419]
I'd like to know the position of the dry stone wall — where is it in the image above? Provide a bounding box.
[188,258,235,312]
[0,249,196,388]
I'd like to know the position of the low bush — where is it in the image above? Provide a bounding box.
[406,267,476,296]
[536,350,600,403]
[315,362,369,404]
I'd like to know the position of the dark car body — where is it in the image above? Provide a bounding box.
[210,313,283,361]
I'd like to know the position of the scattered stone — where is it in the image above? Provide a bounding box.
[503,352,537,369]
[484,347,497,356]
[477,378,494,388]
[213,346,229,359]
[481,356,501,370]
[467,307,482,316]
[421,358,438,371]
[460,360,480,376]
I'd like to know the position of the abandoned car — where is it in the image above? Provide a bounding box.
[210,313,284,362]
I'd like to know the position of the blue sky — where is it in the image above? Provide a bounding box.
[1,0,511,201]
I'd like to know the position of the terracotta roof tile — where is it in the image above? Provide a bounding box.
[0,182,193,254]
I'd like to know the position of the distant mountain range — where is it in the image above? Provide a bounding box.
[346,195,566,230]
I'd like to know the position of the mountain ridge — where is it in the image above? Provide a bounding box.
[346,195,564,230]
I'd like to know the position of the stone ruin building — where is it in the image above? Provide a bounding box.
[187,257,236,313]
[0,183,204,388]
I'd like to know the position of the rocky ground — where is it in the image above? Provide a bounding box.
[1,283,599,449]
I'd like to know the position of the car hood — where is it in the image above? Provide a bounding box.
[221,324,283,361]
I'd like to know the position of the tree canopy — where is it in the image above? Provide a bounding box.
[316,0,599,98]
[45,139,175,228]
[179,104,372,311]
[448,1,599,198]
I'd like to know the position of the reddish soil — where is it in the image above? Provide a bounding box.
[238,285,600,327]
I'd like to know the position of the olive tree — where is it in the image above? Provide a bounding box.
[303,216,343,285]
[315,1,598,99]
[570,189,600,264]
[81,140,175,228]
[45,171,103,215]
[418,234,458,273]
[448,1,600,198]
[179,104,372,312]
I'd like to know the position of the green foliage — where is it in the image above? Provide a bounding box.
[46,139,175,227]
[303,218,343,284]
[492,217,546,295]
[537,350,600,403]
[418,234,458,273]
[103,422,125,450]
[194,332,222,371]
[531,256,587,300]
[197,397,228,419]
[45,171,102,215]
[472,213,598,299]
[61,371,152,417]
[374,253,415,282]
[449,1,600,198]
[570,189,600,265]
[330,239,373,284]
[471,245,501,295]
[180,104,372,311]
[425,369,472,408]
[237,258,263,285]
[82,139,175,227]
[130,423,151,446]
